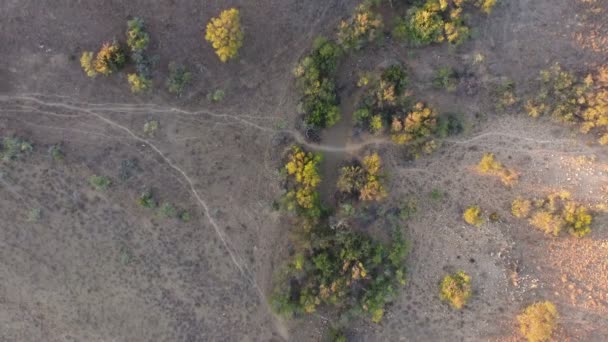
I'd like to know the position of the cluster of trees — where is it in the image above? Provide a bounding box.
[273,146,408,325]
[526,64,608,145]
[337,153,387,202]
[511,191,593,237]
[126,17,152,93]
[477,153,518,186]
[393,0,496,46]
[80,41,126,77]
[294,37,342,127]
[205,8,244,62]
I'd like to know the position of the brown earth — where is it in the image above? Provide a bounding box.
[1,0,608,341]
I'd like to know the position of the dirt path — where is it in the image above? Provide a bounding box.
[318,85,364,204]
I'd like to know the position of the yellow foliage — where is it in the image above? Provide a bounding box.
[472,0,497,14]
[463,205,483,226]
[285,146,321,209]
[205,8,244,62]
[370,115,384,134]
[127,73,152,94]
[360,153,387,201]
[517,301,558,342]
[80,51,97,77]
[529,211,563,236]
[563,201,592,237]
[440,271,471,309]
[512,198,532,218]
[337,4,383,50]
[477,153,518,186]
[391,102,437,144]
[94,42,125,75]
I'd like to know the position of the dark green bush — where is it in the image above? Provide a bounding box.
[166,62,192,96]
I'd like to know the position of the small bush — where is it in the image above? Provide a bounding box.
[391,102,437,145]
[208,89,225,102]
[440,271,472,309]
[205,8,244,62]
[473,0,497,14]
[159,202,177,218]
[433,66,458,92]
[337,165,365,194]
[137,190,157,209]
[529,211,563,236]
[430,188,443,201]
[49,144,64,161]
[89,175,112,191]
[80,51,97,77]
[143,120,159,137]
[512,198,532,218]
[128,73,152,94]
[1,137,33,162]
[27,208,41,223]
[517,301,558,342]
[179,210,191,222]
[463,205,483,226]
[166,62,191,96]
[493,80,518,111]
[477,153,518,186]
[94,41,126,76]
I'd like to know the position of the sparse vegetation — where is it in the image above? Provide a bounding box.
[337,152,387,202]
[477,153,518,186]
[128,73,152,93]
[208,89,225,102]
[493,80,518,111]
[440,271,472,309]
[463,205,483,227]
[205,8,244,62]
[513,191,593,237]
[159,202,177,218]
[517,301,558,342]
[166,62,192,96]
[143,120,159,137]
[49,144,65,161]
[26,208,41,223]
[126,18,152,93]
[1,137,33,162]
[137,189,157,209]
[433,66,458,92]
[89,175,112,191]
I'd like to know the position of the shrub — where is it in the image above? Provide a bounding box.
[159,202,177,218]
[337,165,366,194]
[529,211,563,236]
[205,8,244,62]
[128,73,152,94]
[517,301,558,342]
[89,175,112,191]
[562,201,592,237]
[493,80,518,111]
[440,271,472,309]
[404,4,445,45]
[433,66,458,92]
[49,144,64,161]
[337,3,383,50]
[143,120,159,137]
[166,62,191,96]
[137,190,157,208]
[463,205,483,226]
[477,153,518,186]
[27,208,41,223]
[512,198,532,218]
[126,17,150,51]
[179,210,191,222]
[80,51,97,77]
[207,89,225,102]
[436,113,464,138]
[94,41,126,75]
[1,137,33,162]
[473,0,497,14]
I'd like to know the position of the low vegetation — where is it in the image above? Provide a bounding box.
[433,66,458,92]
[49,144,65,161]
[463,205,483,226]
[1,137,33,162]
[477,153,518,186]
[137,189,157,209]
[89,175,112,191]
[166,62,191,96]
[143,120,159,137]
[205,8,244,62]
[512,191,593,237]
[517,301,558,342]
[440,271,472,309]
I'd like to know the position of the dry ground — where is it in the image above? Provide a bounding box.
[1,0,608,341]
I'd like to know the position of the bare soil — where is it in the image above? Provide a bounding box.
[1,0,608,341]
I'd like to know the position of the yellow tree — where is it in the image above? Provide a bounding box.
[205,8,244,62]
